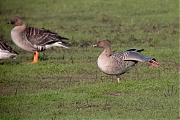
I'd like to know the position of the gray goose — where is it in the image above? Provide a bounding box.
[8,17,68,64]
[0,40,18,59]
[93,40,158,82]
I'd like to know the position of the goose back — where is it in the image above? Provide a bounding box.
[25,27,68,46]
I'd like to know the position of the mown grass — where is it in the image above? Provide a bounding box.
[0,0,179,119]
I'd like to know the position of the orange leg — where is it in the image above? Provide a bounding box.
[30,51,39,64]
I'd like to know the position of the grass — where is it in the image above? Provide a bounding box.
[0,0,179,119]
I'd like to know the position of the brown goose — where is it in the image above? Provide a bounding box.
[8,17,69,64]
[0,40,18,59]
[93,40,158,82]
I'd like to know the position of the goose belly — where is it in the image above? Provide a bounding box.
[97,58,136,75]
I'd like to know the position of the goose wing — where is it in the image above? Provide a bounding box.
[25,26,68,46]
[0,40,18,54]
[122,51,153,62]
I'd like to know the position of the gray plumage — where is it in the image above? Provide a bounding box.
[93,40,158,82]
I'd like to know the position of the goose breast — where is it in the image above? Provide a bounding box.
[11,26,35,52]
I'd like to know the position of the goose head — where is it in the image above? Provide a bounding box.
[93,40,111,56]
[8,17,24,26]
[93,40,110,49]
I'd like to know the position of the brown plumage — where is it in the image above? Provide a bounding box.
[8,16,68,63]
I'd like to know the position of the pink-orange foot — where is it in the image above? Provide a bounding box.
[117,78,121,83]
[150,60,158,67]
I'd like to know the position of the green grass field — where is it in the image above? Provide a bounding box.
[0,0,179,119]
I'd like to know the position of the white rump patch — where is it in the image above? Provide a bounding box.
[45,42,68,49]
[0,50,17,59]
